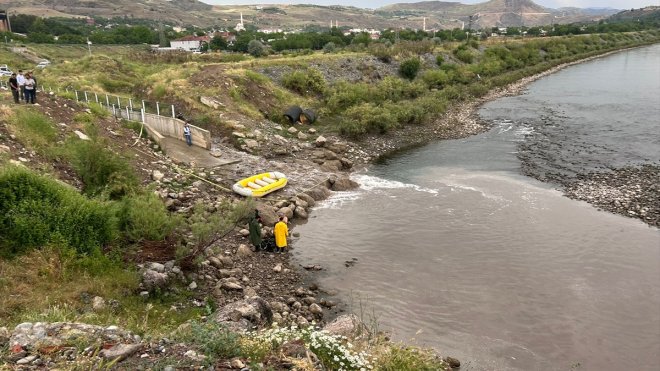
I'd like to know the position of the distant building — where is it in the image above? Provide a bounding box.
[0,10,11,32]
[170,35,211,51]
[258,28,283,34]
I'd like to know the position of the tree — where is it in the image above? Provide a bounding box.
[247,39,266,57]
[209,35,228,51]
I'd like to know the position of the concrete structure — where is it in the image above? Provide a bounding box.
[0,10,11,32]
[170,35,210,51]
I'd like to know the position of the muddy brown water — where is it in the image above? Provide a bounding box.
[293,45,660,371]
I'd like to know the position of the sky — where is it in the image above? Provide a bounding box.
[203,0,660,9]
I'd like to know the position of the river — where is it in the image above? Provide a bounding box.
[293,45,660,370]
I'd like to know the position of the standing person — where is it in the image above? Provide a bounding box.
[183,122,192,146]
[23,73,36,104]
[16,70,25,102]
[8,73,19,104]
[248,209,263,250]
[273,216,289,254]
[31,71,38,102]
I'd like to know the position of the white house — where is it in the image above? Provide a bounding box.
[170,35,211,51]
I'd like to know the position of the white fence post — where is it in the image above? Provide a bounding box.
[156,102,160,116]
[129,98,133,110]
[142,100,145,111]
[105,94,110,106]
[126,106,130,120]
[95,93,98,103]
[141,109,145,123]
[171,105,175,118]
[117,96,121,109]
[112,104,116,116]
[84,91,89,102]
[75,91,79,102]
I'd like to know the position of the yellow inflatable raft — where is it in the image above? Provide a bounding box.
[232,171,287,198]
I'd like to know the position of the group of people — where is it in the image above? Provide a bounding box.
[249,210,289,253]
[8,70,38,104]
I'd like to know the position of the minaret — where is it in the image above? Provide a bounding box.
[240,12,244,25]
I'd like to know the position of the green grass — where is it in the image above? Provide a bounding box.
[7,109,58,155]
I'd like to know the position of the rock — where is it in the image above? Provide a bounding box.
[236,244,254,258]
[256,204,279,226]
[340,157,354,169]
[305,187,331,201]
[0,145,10,153]
[244,139,259,149]
[210,149,222,158]
[151,170,164,181]
[328,176,359,191]
[212,297,273,332]
[273,263,283,273]
[188,281,197,290]
[294,207,308,219]
[218,256,234,268]
[308,128,317,134]
[239,229,250,237]
[444,356,461,369]
[297,132,309,140]
[16,355,37,365]
[200,96,224,109]
[321,160,344,172]
[184,350,206,361]
[315,136,327,147]
[141,269,168,291]
[309,303,323,315]
[209,256,224,269]
[73,130,90,141]
[222,282,244,291]
[277,206,294,220]
[297,193,316,207]
[148,262,166,273]
[323,314,369,338]
[230,358,245,369]
[232,131,246,138]
[287,126,298,134]
[91,296,106,311]
[280,339,308,358]
[296,316,309,327]
[100,343,142,362]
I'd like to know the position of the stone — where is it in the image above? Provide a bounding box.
[239,229,250,237]
[222,282,244,291]
[256,204,279,226]
[73,130,90,141]
[302,297,316,305]
[100,343,142,362]
[294,207,308,219]
[232,131,246,138]
[0,145,10,153]
[16,355,37,365]
[236,244,254,258]
[244,139,259,149]
[297,132,309,140]
[308,128,317,134]
[142,269,168,291]
[219,256,234,268]
[208,257,223,269]
[230,358,245,369]
[151,170,164,181]
[273,263,282,273]
[277,206,294,220]
[444,356,461,369]
[91,296,106,311]
[309,303,323,315]
[0,327,10,346]
[328,176,359,191]
[340,157,354,169]
[323,314,369,338]
[287,126,298,134]
[188,281,197,290]
[297,193,316,207]
[321,160,343,172]
[183,350,206,361]
[212,297,273,332]
[315,135,327,147]
[148,262,166,273]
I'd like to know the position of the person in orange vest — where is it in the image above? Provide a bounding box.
[273,216,289,254]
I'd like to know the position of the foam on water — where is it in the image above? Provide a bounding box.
[352,174,439,194]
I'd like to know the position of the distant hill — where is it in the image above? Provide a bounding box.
[608,6,660,22]
[0,0,620,29]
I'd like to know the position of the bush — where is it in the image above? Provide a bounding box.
[369,43,393,63]
[248,40,266,57]
[8,110,58,154]
[323,41,337,53]
[374,343,447,371]
[281,68,326,96]
[454,48,475,64]
[324,81,371,112]
[0,166,118,257]
[436,54,444,66]
[177,321,241,364]
[399,58,421,80]
[340,102,399,137]
[63,137,138,197]
[117,192,180,242]
[421,70,450,89]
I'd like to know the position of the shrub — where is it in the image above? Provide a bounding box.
[248,40,266,57]
[8,109,58,154]
[176,321,241,364]
[117,192,180,242]
[63,138,138,197]
[369,43,393,63]
[323,41,337,53]
[245,325,372,371]
[374,343,446,371]
[375,77,426,102]
[325,81,371,112]
[281,68,326,96]
[399,58,421,80]
[0,166,118,257]
[340,102,399,137]
[435,54,444,66]
[421,70,450,89]
[454,48,475,64]
[88,102,110,118]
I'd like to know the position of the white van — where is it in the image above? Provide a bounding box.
[0,64,12,77]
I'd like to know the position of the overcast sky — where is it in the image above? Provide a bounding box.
[203,1,659,9]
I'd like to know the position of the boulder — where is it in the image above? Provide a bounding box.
[100,343,142,362]
[151,170,164,182]
[244,139,259,149]
[141,269,169,291]
[297,132,309,140]
[256,204,279,226]
[74,130,90,141]
[277,206,294,220]
[91,296,106,312]
[315,136,326,147]
[212,297,273,332]
[236,244,254,258]
[294,207,308,219]
[322,314,369,338]
[328,176,359,191]
[297,193,316,208]
[321,160,344,172]
[309,303,323,315]
[305,187,331,201]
